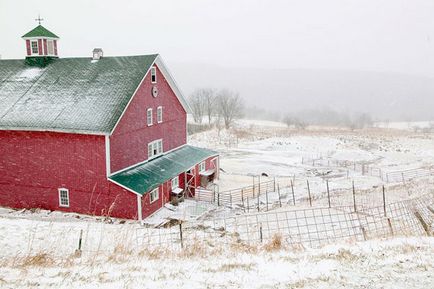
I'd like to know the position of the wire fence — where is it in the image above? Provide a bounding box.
[194,176,433,217]
[301,156,433,183]
[135,192,434,251]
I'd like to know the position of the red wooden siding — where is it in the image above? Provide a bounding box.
[43,39,47,56]
[110,64,187,173]
[37,39,43,55]
[54,40,58,56]
[25,40,31,55]
[0,131,137,219]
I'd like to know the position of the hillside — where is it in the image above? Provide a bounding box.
[172,63,434,121]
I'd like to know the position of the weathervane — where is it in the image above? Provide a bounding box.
[35,15,44,25]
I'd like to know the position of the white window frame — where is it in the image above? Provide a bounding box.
[31,40,39,55]
[47,40,54,55]
[150,187,159,203]
[171,176,179,190]
[148,139,163,159]
[157,106,163,123]
[199,161,206,173]
[151,66,157,83]
[147,108,153,126]
[58,188,70,207]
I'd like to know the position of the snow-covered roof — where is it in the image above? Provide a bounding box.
[0,55,164,134]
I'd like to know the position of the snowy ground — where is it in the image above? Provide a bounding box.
[189,121,434,195]
[1,120,434,288]
[0,223,433,289]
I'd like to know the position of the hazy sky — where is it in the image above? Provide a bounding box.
[1,0,434,77]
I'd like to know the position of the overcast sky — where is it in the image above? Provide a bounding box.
[1,0,434,77]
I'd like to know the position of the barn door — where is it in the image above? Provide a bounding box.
[185,167,196,198]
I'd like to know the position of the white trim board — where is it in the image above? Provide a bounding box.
[105,135,111,177]
[107,178,142,196]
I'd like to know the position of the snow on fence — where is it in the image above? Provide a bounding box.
[195,177,430,216]
[301,156,433,183]
[135,192,434,250]
[194,180,283,208]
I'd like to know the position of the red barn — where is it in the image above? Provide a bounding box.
[0,24,219,221]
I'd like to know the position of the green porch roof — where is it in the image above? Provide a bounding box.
[109,145,218,195]
[22,25,59,38]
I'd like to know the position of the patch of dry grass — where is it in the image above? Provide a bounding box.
[263,233,284,252]
[20,253,54,267]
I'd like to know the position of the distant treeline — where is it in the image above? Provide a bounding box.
[245,106,374,129]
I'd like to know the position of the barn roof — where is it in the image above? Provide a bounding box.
[22,25,59,38]
[109,145,218,195]
[0,54,188,135]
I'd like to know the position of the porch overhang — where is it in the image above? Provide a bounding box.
[108,145,218,195]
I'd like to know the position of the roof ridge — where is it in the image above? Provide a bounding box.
[0,54,160,62]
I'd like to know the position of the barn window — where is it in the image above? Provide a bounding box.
[147,108,153,126]
[31,40,39,54]
[148,139,163,159]
[199,161,206,173]
[171,176,179,190]
[150,187,159,203]
[151,67,157,83]
[47,40,54,55]
[157,106,163,123]
[58,188,70,207]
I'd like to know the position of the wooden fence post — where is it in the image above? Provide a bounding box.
[291,180,295,205]
[247,197,250,213]
[77,229,83,253]
[217,192,220,206]
[326,179,331,208]
[179,222,184,249]
[265,187,269,211]
[382,185,386,217]
[259,223,263,243]
[307,180,312,207]
[277,184,282,207]
[273,177,276,192]
[241,189,244,206]
[257,189,260,212]
[352,181,357,212]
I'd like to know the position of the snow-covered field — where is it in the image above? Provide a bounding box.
[1,120,434,288]
[0,220,433,289]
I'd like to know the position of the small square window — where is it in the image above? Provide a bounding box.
[199,161,206,173]
[171,176,179,190]
[47,40,54,55]
[150,187,159,203]
[147,108,153,126]
[31,41,39,54]
[157,106,163,123]
[148,139,163,160]
[151,67,157,83]
[58,188,69,207]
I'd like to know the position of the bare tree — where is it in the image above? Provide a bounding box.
[282,115,295,127]
[188,90,206,123]
[216,89,244,129]
[199,88,216,125]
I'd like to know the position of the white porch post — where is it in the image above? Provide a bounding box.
[137,194,143,223]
